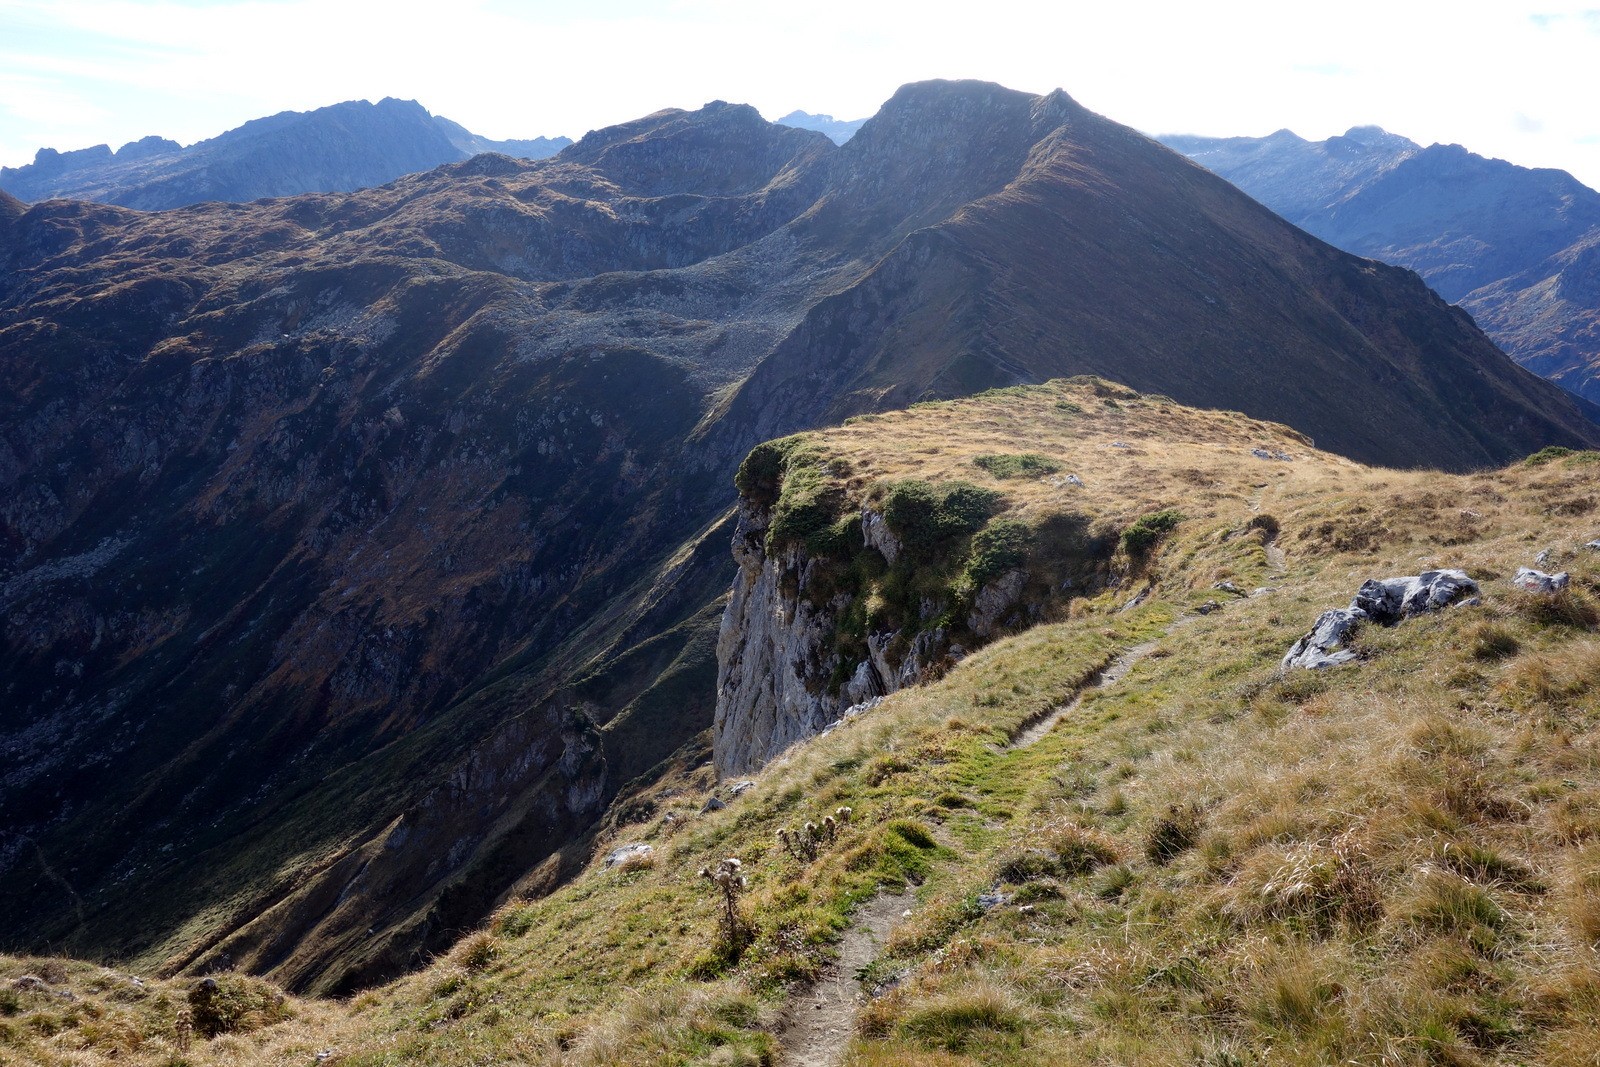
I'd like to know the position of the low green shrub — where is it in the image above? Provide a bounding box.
[972,453,1062,479]
[882,480,1001,559]
[965,519,1032,588]
[1122,509,1184,558]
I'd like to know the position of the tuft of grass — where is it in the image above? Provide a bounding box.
[1565,846,1600,947]
[456,932,501,973]
[1401,870,1505,939]
[1145,803,1203,864]
[897,981,1026,1053]
[1465,620,1520,660]
[1508,588,1600,629]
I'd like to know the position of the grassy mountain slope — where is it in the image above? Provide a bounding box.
[6,379,1599,1065]
[4,81,1598,998]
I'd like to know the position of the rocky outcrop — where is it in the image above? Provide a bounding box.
[714,502,861,777]
[713,496,971,778]
[1283,570,1480,669]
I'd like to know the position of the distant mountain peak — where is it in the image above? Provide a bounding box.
[1164,123,1600,404]
[0,98,570,209]
[774,109,869,145]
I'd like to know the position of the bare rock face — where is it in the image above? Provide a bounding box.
[713,488,986,777]
[713,502,858,778]
[1283,569,1479,670]
[968,569,1027,638]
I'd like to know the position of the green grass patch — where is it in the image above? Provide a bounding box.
[972,453,1062,479]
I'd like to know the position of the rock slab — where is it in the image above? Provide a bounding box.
[1283,570,1479,670]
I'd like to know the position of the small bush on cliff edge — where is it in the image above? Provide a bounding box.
[1121,509,1183,559]
[882,480,1001,560]
[734,435,805,506]
[737,436,854,554]
[965,519,1032,588]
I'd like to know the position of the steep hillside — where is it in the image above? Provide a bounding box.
[0,98,570,210]
[2,81,1597,998]
[1165,128,1600,404]
[7,380,1600,1065]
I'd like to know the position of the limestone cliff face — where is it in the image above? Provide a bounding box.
[713,500,849,778]
[713,492,1027,778]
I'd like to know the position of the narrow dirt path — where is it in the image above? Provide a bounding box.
[1011,639,1162,749]
[1247,483,1288,576]
[779,891,911,1067]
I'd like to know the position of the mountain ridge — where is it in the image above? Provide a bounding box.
[1163,126,1600,403]
[8,379,1600,1065]
[1,79,1596,996]
[0,97,573,210]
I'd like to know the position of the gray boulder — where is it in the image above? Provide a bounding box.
[1282,607,1367,669]
[1513,567,1570,593]
[1352,570,1480,623]
[1283,569,1479,670]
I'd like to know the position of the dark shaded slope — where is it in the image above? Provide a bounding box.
[1,81,1595,996]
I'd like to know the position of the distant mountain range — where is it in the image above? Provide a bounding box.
[774,110,867,144]
[3,80,1595,996]
[1164,127,1600,404]
[0,98,571,211]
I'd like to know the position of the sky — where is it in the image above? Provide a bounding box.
[2,0,1599,188]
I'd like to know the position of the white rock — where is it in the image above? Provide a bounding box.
[604,843,653,867]
[1513,567,1570,593]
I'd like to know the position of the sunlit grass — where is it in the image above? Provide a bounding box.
[7,378,1600,1065]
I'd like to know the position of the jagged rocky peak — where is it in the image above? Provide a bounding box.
[851,79,1082,156]
[562,99,833,197]
[812,79,1087,228]
[1338,124,1418,149]
[116,134,182,159]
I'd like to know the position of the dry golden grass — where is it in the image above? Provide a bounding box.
[6,378,1600,1065]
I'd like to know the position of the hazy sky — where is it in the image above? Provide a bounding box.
[3,0,1599,188]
